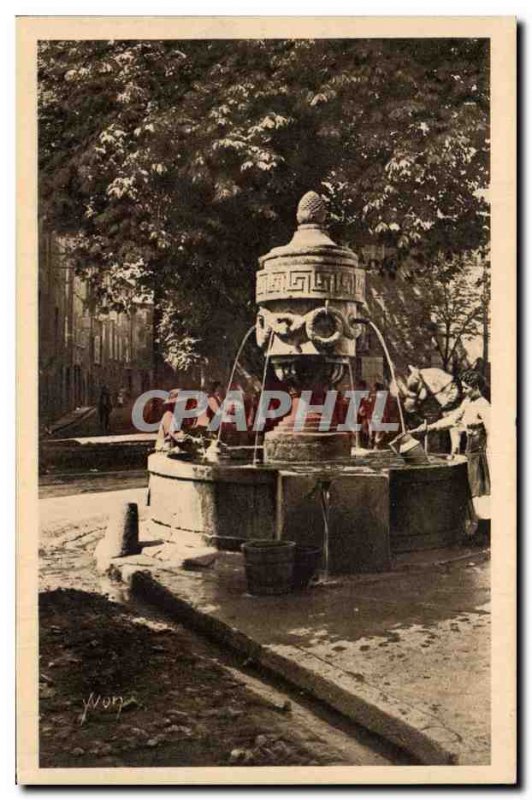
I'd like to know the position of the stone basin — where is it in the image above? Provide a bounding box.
[147,452,469,574]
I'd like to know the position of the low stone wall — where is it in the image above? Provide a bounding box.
[40,435,157,474]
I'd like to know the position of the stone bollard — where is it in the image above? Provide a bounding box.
[94,502,141,573]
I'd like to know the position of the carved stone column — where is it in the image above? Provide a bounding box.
[255,192,366,463]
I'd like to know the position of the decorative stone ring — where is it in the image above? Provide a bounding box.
[305,306,345,348]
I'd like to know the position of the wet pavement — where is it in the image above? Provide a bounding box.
[39,482,490,766]
[39,486,412,768]
[121,542,490,765]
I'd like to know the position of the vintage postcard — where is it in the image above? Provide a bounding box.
[17,16,516,785]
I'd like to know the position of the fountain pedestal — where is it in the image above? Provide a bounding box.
[263,393,351,463]
[147,453,469,573]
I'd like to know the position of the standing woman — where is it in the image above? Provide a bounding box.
[410,368,490,542]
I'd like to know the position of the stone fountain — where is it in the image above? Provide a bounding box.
[256,191,365,464]
[147,193,469,573]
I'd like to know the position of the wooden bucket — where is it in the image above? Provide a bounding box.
[389,432,430,465]
[241,540,295,596]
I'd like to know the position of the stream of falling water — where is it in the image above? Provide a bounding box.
[346,357,360,450]
[313,359,355,580]
[319,479,332,581]
[364,319,406,435]
[252,329,274,465]
[217,324,257,445]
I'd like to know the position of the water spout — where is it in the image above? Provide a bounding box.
[217,324,257,445]
[346,357,360,450]
[351,317,406,435]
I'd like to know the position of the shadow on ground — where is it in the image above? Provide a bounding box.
[40,587,396,768]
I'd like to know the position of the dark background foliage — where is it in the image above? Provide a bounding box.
[38,38,489,369]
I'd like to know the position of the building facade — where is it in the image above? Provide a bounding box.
[38,229,154,425]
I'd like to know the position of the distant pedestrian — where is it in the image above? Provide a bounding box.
[116,387,127,408]
[98,385,113,433]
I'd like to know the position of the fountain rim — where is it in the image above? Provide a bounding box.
[148,451,468,482]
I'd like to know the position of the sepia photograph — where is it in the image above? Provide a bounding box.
[16,15,516,785]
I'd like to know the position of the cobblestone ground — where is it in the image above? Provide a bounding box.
[39,497,401,768]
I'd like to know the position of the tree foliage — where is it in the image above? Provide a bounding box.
[365,253,488,373]
[420,258,487,372]
[38,38,489,368]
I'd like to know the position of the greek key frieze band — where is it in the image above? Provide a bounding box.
[256,266,366,302]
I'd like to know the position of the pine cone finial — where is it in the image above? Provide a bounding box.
[296,191,327,226]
